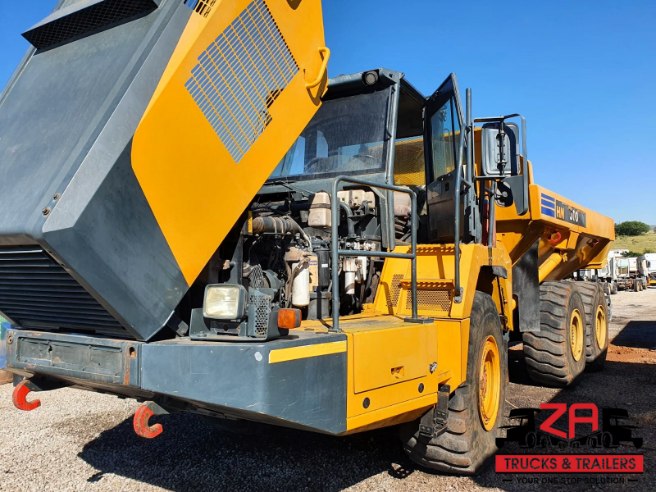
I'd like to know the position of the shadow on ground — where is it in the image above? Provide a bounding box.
[612,321,656,350]
[79,412,418,491]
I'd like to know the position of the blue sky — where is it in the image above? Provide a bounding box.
[1,1,654,224]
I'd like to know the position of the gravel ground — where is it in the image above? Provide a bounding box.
[1,288,655,491]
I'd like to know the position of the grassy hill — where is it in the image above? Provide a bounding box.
[613,231,656,254]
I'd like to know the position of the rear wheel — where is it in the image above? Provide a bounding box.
[576,283,609,371]
[523,282,586,387]
[401,292,507,474]
[610,282,618,295]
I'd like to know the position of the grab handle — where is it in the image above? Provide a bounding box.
[305,47,331,89]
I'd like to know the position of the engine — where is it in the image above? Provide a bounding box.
[246,189,382,317]
[188,186,411,341]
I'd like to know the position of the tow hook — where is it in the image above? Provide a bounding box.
[12,379,42,412]
[133,401,168,439]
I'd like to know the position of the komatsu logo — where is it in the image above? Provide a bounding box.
[541,193,587,227]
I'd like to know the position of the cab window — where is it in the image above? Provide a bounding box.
[430,97,460,179]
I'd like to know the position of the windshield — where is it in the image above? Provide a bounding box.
[269,89,390,181]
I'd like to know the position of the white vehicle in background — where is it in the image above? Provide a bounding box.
[615,256,648,292]
[610,248,629,257]
[638,253,656,287]
[593,249,648,294]
[595,249,624,295]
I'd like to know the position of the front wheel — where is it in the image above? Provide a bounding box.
[401,292,507,474]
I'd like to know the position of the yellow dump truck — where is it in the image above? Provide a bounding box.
[1,0,613,474]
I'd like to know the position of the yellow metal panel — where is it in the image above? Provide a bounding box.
[268,340,346,364]
[346,395,436,433]
[132,0,328,284]
[329,292,490,431]
[436,318,469,389]
[373,243,514,331]
[352,324,429,394]
[530,185,615,240]
[336,317,443,432]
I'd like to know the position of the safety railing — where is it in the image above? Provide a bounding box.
[330,176,420,332]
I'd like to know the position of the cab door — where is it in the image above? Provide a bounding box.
[424,74,467,243]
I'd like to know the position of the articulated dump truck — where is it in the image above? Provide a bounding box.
[1,0,614,474]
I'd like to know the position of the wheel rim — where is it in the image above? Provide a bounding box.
[569,308,584,361]
[478,335,501,431]
[595,305,607,349]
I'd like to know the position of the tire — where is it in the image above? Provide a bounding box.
[523,282,586,387]
[525,432,537,449]
[401,292,507,474]
[611,282,618,295]
[575,283,609,371]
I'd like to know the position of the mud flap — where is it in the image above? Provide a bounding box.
[513,242,540,332]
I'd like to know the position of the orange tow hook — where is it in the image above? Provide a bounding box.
[12,380,41,412]
[133,402,166,439]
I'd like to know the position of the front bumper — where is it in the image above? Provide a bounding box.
[6,328,348,434]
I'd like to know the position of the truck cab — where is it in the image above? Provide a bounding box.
[639,253,656,287]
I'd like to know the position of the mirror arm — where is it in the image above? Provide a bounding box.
[474,113,521,123]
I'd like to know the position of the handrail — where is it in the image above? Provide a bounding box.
[330,176,419,332]
[453,113,469,304]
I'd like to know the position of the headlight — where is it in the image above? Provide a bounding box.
[203,284,246,320]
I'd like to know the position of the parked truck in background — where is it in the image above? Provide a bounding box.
[639,253,656,287]
[600,252,621,294]
[1,0,614,474]
[616,256,648,292]
[594,249,644,294]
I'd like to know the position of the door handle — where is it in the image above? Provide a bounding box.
[305,47,330,89]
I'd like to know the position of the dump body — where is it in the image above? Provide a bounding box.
[0,0,328,341]
[496,176,615,282]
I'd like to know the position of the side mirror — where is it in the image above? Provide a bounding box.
[481,122,520,177]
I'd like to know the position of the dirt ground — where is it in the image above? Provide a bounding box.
[1,288,655,491]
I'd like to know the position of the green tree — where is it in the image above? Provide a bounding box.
[616,221,650,236]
